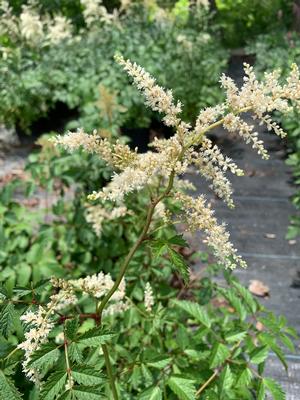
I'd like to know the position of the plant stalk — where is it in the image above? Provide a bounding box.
[102,344,119,400]
[96,169,176,398]
[96,170,175,322]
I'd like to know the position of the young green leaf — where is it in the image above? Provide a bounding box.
[250,346,269,365]
[72,367,104,386]
[236,368,253,387]
[264,378,285,400]
[225,331,247,343]
[222,290,247,321]
[65,318,79,341]
[0,304,16,338]
[40,370,67,400]
[147,357,172,370]
[78,328,114,347]
[71,385,104,400]
[0,370,23,400]
[167,234,189,247]
[167,376,196,400]
[209,343,230,369]
[68,343,83,364]
[138,386,162,400]
[232,281,257,313]
[257,380,266,400]
[218,365,234,396]
[173,300,211,328]
[167,248,190,284]
[28,343,60,370]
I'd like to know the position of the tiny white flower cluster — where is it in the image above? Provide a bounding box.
[54,57,300,269]
[192,137,243,208]
[18,290,76,382]
[0,1,72,47]
[19,6,43,43]
[81,0,119,27]
[175,192,246,269]
[69,272,125,301]
[54,272,129,317]
[194,0,210,10]
[116,54,183,128]
[46,15,72,45]
[85,203,128,237]
[144,282,154,312]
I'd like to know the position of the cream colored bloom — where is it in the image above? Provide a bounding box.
[19,7,43,42]
[18,290,74,382]
[47,15,72,44]
[53,58,300,271]
[144,283,154,312]
[85,203,128,236]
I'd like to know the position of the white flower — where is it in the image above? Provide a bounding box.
[144,283,154,312]
[18,290,73,382]
[47,15,72,44]
[19,7,43,42]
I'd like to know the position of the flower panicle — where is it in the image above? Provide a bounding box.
[52,57,300,270]
[115,54,182,128]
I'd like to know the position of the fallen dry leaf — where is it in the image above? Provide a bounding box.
[288,239,297,245]
[248,280,270,297]
[256,321,264,331]
[265,233,276,239]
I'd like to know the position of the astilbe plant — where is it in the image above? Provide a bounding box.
[1,57,300,400]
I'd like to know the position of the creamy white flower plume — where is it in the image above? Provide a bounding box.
[144,282,154,312]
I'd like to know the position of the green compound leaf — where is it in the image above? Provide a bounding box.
[209,343,230,369]
[68,343,83,364]
[138,386,162,400]
[65,318,79,341]
[257,380,265,400]
[72,367,104,386]
[221,290,247,321]
[0,370,23,400]
[167,234,189,247]
[250,346,269,364]
[71,385,104,400]
[225,331,247,343]
[264,378,286,400]
[78,328,115,347]
[236,368,253,387]
[40,370,67,400]
[219,365,234,393]
[147,357,172,370]
[231,281,257,313]
[167,376,196,400]
[173,300,211,328]
[167,247,190,284]
[0,304,16,338]
[28,343,60,370]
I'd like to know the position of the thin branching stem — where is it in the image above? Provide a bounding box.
[102,344,119,400]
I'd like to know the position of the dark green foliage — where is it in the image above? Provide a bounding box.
[215,0,293,48]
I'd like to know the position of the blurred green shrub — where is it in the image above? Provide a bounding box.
[0,1,228,133]
[215,0,293,48]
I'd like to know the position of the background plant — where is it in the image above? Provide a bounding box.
[0,0,227,133]
[214,0,293,48]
